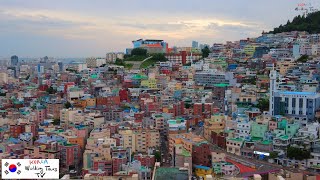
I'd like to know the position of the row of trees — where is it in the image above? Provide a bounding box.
[287,146,311,160]
[46,86,57,94]
[131,46,211,59]
[268,147,311,161]
[270,11,320,34]
[131,48,148,56]
[297,55,310,62]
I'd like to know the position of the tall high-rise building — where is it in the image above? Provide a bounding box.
[58,61,64,72]
[269,66,277,116]
[11,55,18,66]
[199,44,209,50]
[41,56,49,63]
[192,41,198,48]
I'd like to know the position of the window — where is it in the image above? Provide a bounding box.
[292,98,296,107]
[299,98,303,108]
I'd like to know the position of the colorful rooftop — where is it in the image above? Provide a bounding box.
[261,140,272,145]
[229,138,244,142]
[194,165,210,170]
[280,91,317,96]
[154,167,188,180]
[213,83,230,87]
[131,74,148,80]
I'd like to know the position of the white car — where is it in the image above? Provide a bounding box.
[70,170,77,174]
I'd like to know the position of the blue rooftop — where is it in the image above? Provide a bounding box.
[36,135,66,144]
[7,138,21,144]
[280,91,316,96]
[194,165,210,170]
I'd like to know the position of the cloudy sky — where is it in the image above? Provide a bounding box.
[0,0,311,57]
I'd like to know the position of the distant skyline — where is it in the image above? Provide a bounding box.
[0,0,316,57]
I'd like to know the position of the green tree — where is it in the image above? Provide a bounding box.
[152,53,167,62]
[154,151,161,162]
[66,68,78,73]
[64,101,72,109]
[185,103,193,109]
[270,11,320,34]
[115,58,125,66]
[243,78,256,85]
[52,118,60,126]
[287,146,310,160]
[297,54,309,62]
[256,99,269,111]
[269,152,278,159]
[32,137,37,143]
[131,48,147,56]
[46,86,57,94]
[125,63,133,69]
[201,46,211,58]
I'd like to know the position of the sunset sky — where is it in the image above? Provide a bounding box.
[0,0,313,57]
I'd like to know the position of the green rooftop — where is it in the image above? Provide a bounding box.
[155,167,188,180]
[69,87,82,91]
[168,118,185,124]
[219,161,233,165]
[90,74,98,79]
[21,111,30,115]
[229,138,244,142]
[64,143,76,146]
[213,83,230,88]
[261,140,272,145]
[180,148,191,157]
[279,135,289,140]
[13,101,23,105]
[251,137,263,142]
[132,74,148,80]
[53,129,64,133]
[26,86,37,89]
[225,129,234,133]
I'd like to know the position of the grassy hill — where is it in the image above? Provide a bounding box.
[270,11,320,34]
[140,54,168,69]
[124,55,149,61]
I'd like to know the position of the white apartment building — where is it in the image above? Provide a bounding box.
[0,72,8,84]
[86,57,106,68]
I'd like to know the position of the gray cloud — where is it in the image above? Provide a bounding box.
[117,22,187,31]
[0,0,303,57]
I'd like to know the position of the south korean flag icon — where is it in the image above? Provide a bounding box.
[3,162,22,176]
